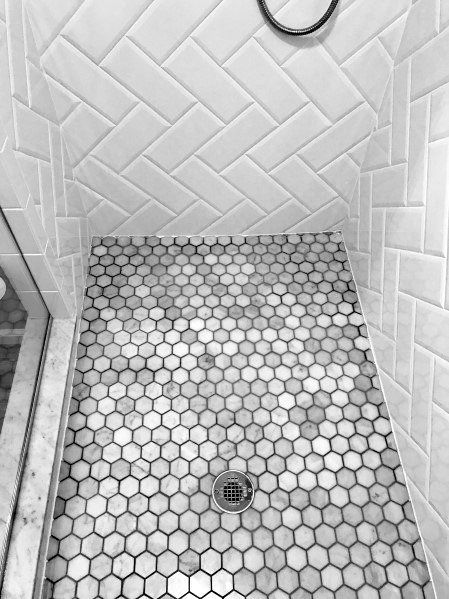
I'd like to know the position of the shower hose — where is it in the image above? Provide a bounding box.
[257,0,339,36]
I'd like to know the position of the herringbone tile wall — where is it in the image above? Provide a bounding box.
[24,0,410,236]
[0,0,89,316]
[343,0,449,595]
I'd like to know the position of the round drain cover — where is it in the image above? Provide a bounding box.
[212,470,254,513]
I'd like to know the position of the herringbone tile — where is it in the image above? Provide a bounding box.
[343,0,449,595]
[24,0,410,235]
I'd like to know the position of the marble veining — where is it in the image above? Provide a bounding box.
[44,233,433,598]
[2,319,76,599]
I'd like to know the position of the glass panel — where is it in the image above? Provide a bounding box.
[0,211,49,578]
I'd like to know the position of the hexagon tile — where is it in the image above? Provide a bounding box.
[44,232,434,599]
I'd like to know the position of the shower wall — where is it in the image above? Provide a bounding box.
[0,0,89,316]
[343,0,449,594]
[24,0,410,236]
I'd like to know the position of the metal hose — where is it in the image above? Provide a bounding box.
[257,0,339,36]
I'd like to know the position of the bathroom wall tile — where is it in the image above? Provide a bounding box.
[147,105,222,172]
[410,347,433,450]
[409,481,449,596]
[393,423,429,492]
[249,105,329,173]
[415,302,449,362]
[62,0,149,63]
[225,40,306,123]
[13,100,50,160]
[411,26,449,99]
[342,39,392,112]
[323,0,410,63]
[320,153,360,201]
[175,158,243,213]
[123,158,195,214]
[425,140,449,256]
[391,60,410,164]
[246,199,308,234]
[158,201,220,236]
[129,0,220,64]
[342,2,449,591]
[192,0,285,64]
[433,358,449,415]
[202,200,265,235]
[379,371,411,430]
[396,0,439,62]
[271,157,334,212]
[46,38,136,123]
[369,210,385,292]
[368,326,395,375]
[23,0,408,237]
[92,105,168,173]
[399,252,444,305]
[372,165,407,207]
[164,41,250,124]
[407,96,429,206]
[429,407,449,524]
[358,286,382,328]
[219,160,284,216]
[425,547,449,599]
[285,45,363,122]
[384,207,424,251]
[62,103,113,166]
[395,294,415,390]
[290,198,346,233]
[381,249,399,336]
[300,104,375,171]
[429,83,449,141]
[197,106,275,172]
[77,157,148,214]
[0,0,88,317]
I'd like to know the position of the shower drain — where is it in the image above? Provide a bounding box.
[212,470,254,513]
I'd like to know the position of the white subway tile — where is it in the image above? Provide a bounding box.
[372,165,407,208]
[425,140,449,256]
[415,302,449,362]
[222,156,288,212]
[123,157,196,214]
[285,45,363,122]
[226,40,306,123]
[78,157,147,214]
[411,346,433,450]
[434,358,449,415]
[395,295,415,391]
[411,26,449,99]
[272,156,333,212]
[430,407,449,524]
[399,252,444,305]
[93,105,169,173]
[164,41,250,124]
[63,0,149,63]
[129,0,221,64]
[45,38,136,123]
[384,207,424,251]
[197,106,275,172]
[147,105,222,172]
[249,104,329,172]
[407,96,430,207]
[342,39,392,112]
[174,158,242,213]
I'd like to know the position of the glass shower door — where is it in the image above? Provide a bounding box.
[0,210,49,579]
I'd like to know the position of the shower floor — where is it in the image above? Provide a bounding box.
[45,233,433,599]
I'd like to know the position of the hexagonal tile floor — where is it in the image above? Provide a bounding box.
[44,233,434,599]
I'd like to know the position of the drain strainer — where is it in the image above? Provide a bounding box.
[212,470,254,513]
